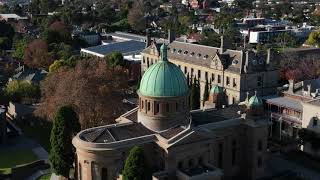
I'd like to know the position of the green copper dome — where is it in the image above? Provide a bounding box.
[139,44,189,97]
[210,85,223,94]
[248,95,263,107]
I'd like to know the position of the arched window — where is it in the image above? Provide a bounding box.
[258,140,263,151]
[313,117,318,127]
[101,168,108,180]
[176,102,179,111]
[199,156,203,165]
[188,159,194,167]
[148,102,151,111]
[78,163,82,180]
[257,157,262,168]
[155,102,159,114]
[141,100,144,109]
[145,100,147,113]
[166,103,170,112]
[232,140,236,166]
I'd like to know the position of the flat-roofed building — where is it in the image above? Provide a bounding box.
[0,14,28,22]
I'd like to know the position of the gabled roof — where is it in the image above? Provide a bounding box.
[143,41,245,73]
[12,69,48,83]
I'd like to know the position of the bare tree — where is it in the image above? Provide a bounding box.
[279,52,320,81]
[24,39,53,69]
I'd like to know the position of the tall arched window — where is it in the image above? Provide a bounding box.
[101,168,108,180]
[155,102,159,114]
[166,103,170,112]
[78,163,82,180]
[313,117,319,127]
[258,140,263,151]
[176,102,179,111]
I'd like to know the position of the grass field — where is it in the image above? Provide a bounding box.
[0,149,39,174]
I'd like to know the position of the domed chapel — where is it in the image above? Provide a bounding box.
[73,44,270,180]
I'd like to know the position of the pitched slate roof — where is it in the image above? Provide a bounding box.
[143,41,246,74]
[12,69,48,83]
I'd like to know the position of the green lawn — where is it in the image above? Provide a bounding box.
[0,149,39,174]
[36,173,51,180]
[17,119,52,151]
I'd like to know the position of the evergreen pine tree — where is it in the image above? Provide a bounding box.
[122,146,148,180]
[203,78,209,106]
[49,105,81,178]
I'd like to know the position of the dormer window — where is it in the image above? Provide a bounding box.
[178,49,182,54]
[172,48,176,53]
[252,59,257,65]
[232,59,239,65]
[197,53,201,58]
[190,52,195,56]
[184,51,188,55]
[259,59,264,65]
[203,54,209,59]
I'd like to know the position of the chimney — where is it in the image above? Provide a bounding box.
[146,29,151,48]
[220,35,225,54]
[266,48,271,65]
[316,89,320,97]
[168,29,176,43]
[288,79,295,93]
[307,84,312,96]
[244,51,249,73]
[246,91,250,103]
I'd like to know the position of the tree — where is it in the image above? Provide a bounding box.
[4,80,40,104]
[122,146,148,180]
[49,105,80,178]
[203,78,209,106]
[24,39,53,69]
[127,0,146,32]
[279,53,320,81]
[49,60,66,73]
[106,51,125,69]
[199,31,220,47]
[0,21,14,50]
[0,4,9,13]
[306,30,320,47]
[35,57,128,128]
[13,38,28,59]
